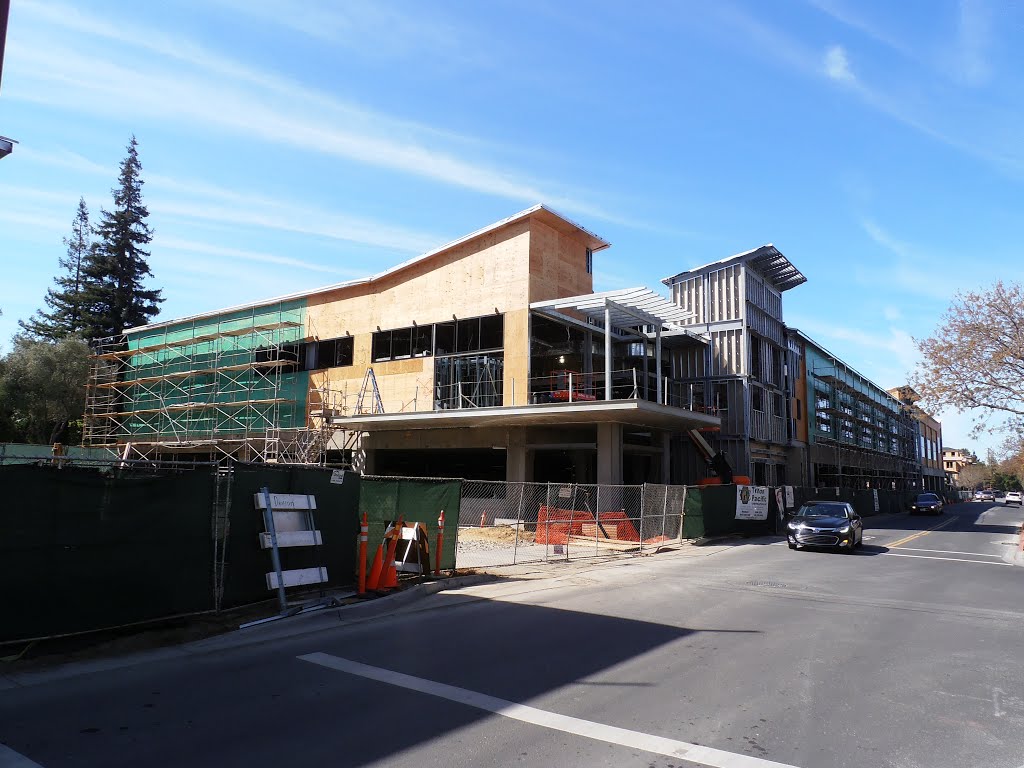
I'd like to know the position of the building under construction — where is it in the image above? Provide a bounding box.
[83,301,344,464]
[83,204,939,488]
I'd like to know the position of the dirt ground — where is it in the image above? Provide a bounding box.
[458,525,536,544]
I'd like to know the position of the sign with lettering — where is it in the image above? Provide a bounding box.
[735,485,769,520]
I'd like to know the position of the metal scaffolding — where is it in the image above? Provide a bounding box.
[83,306,309,463]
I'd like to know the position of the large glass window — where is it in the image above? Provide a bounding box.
[313,336,353,369]
[435,355,504,409]
[372,314,504,362]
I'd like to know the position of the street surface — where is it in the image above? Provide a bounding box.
[2,501,1023,768]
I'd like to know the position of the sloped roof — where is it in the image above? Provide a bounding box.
[126,204,610,334]
[662,244,807,293]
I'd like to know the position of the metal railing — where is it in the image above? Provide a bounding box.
[456,480,688,569]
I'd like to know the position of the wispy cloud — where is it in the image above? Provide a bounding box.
[860,218,914,260]
[210,0,486,66]
[955,0,993,86]
[155,237,358,277]
[805,0,915,59]
[857,218,1015,300]
[823,45,856,83]
[11,2,624,225]
[715,3,1024,179]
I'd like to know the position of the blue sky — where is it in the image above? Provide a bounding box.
[2,0,1022,456]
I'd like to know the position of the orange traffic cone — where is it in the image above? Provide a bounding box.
[366,541,385,590]
[378,519,403,591]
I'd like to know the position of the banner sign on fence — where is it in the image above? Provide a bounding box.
[330,469,346,485]
[774,487,785,521]
[784,485,794,509]
[735,485,769,520]
[873,489,879,512]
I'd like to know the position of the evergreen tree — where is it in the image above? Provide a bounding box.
[18,198,92,341]
[79,136,163,339]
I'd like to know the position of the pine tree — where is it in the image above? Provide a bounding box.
[18,198,92,341]
[79,136,163,339]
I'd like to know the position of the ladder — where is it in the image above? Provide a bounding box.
[355,368,385,415]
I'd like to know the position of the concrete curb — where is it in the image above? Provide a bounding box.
[0,574,500,691]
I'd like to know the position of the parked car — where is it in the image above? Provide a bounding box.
[786,502,863,553]
[909,493,944,515]
[1005,491,1023,507]
[977,490,995,502]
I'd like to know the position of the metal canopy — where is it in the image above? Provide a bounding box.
[661,244,807,293]
[747,246,806,292]
[530,287,696,332]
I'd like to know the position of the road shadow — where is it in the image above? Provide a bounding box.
[0,596,763,768]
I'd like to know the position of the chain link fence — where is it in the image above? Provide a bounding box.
[456,481,688,569]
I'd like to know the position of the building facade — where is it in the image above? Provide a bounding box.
[661,246,806,487]
[84,206,941,489]
[662,246,938,489]
[798,335,919,489]
[84,206,718,483]
[888,386,946,492]
[943,447,976,487]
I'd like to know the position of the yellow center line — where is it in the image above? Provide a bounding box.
[885,516,957,548]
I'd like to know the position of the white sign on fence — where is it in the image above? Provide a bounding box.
[774,487,785,521]
[784,485,795,509]
[735,485,770,520]
[330,469,346,485]
[873,488,880,512]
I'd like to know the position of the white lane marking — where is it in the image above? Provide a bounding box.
[0,744,46,767]
[299,652,801,768]
[892,547,1004,559]
[880,552,1012,566]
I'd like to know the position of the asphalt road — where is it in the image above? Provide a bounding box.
[2,501,1023,768]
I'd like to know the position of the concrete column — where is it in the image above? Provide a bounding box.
[596,423,623,485]
[659,431,671,484]
[351,434,375,475]
[604,306,612,401]
[505,428,529,483]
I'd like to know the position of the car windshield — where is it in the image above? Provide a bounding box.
[796,504,848,518]
[917,494,940,502]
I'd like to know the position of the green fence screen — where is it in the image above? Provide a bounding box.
[1,464,215,642]
[359,478,461,574]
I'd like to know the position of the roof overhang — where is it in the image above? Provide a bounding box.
[531,287,703,339]
[331,399,719,433]
[662,244,807,293]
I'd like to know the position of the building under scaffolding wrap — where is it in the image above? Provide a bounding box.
[796,330,921,490]
[83,301,321,463]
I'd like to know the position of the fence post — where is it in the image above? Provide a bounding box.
[639,484,645,554]
[514,482,525,566]
[662,484,668,542]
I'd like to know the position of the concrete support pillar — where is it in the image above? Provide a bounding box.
[659,431,671,484]
[351,435,375,475]
[505,428,530,483]
[596,423,623,485]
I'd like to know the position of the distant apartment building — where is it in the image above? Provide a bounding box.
[942,447,976,487]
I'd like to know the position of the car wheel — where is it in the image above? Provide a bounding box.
[788,540,797,550]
